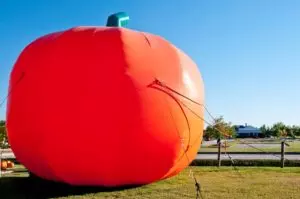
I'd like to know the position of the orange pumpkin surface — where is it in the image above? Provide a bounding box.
[6,24,204,186]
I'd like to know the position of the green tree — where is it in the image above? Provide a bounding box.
[0,127,8,148]
[0,120,8,148]
[270,122,287,137]
[260,124,272,137]
[0,120,5,126]
[284,125,295,138]
[291,125,300,137]
[204,116,236,139]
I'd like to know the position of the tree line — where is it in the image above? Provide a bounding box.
[260,122,300,138]
[203,117,300,140]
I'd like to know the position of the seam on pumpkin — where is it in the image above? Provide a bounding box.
[147,82,192,176]
[147,81,191,150]
[141,33,152,47]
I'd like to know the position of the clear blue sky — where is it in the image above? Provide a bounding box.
[1,0,299,127]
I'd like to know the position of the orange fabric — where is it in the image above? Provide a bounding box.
[6,27,204,187]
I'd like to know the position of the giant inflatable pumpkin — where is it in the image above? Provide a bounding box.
[6,12,204,186]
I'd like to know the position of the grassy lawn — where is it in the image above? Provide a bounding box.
[1,165,300,198]
[199,139,300,153]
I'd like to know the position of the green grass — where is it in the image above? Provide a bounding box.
[1,166,300,198]
[199,140,300,153]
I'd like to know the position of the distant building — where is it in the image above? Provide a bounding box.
[235,123,263,138]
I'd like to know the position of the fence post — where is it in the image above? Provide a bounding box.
[281,141,285,168]
[217,138,221,167]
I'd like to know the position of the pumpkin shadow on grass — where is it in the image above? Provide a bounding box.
[0,173,143,199]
